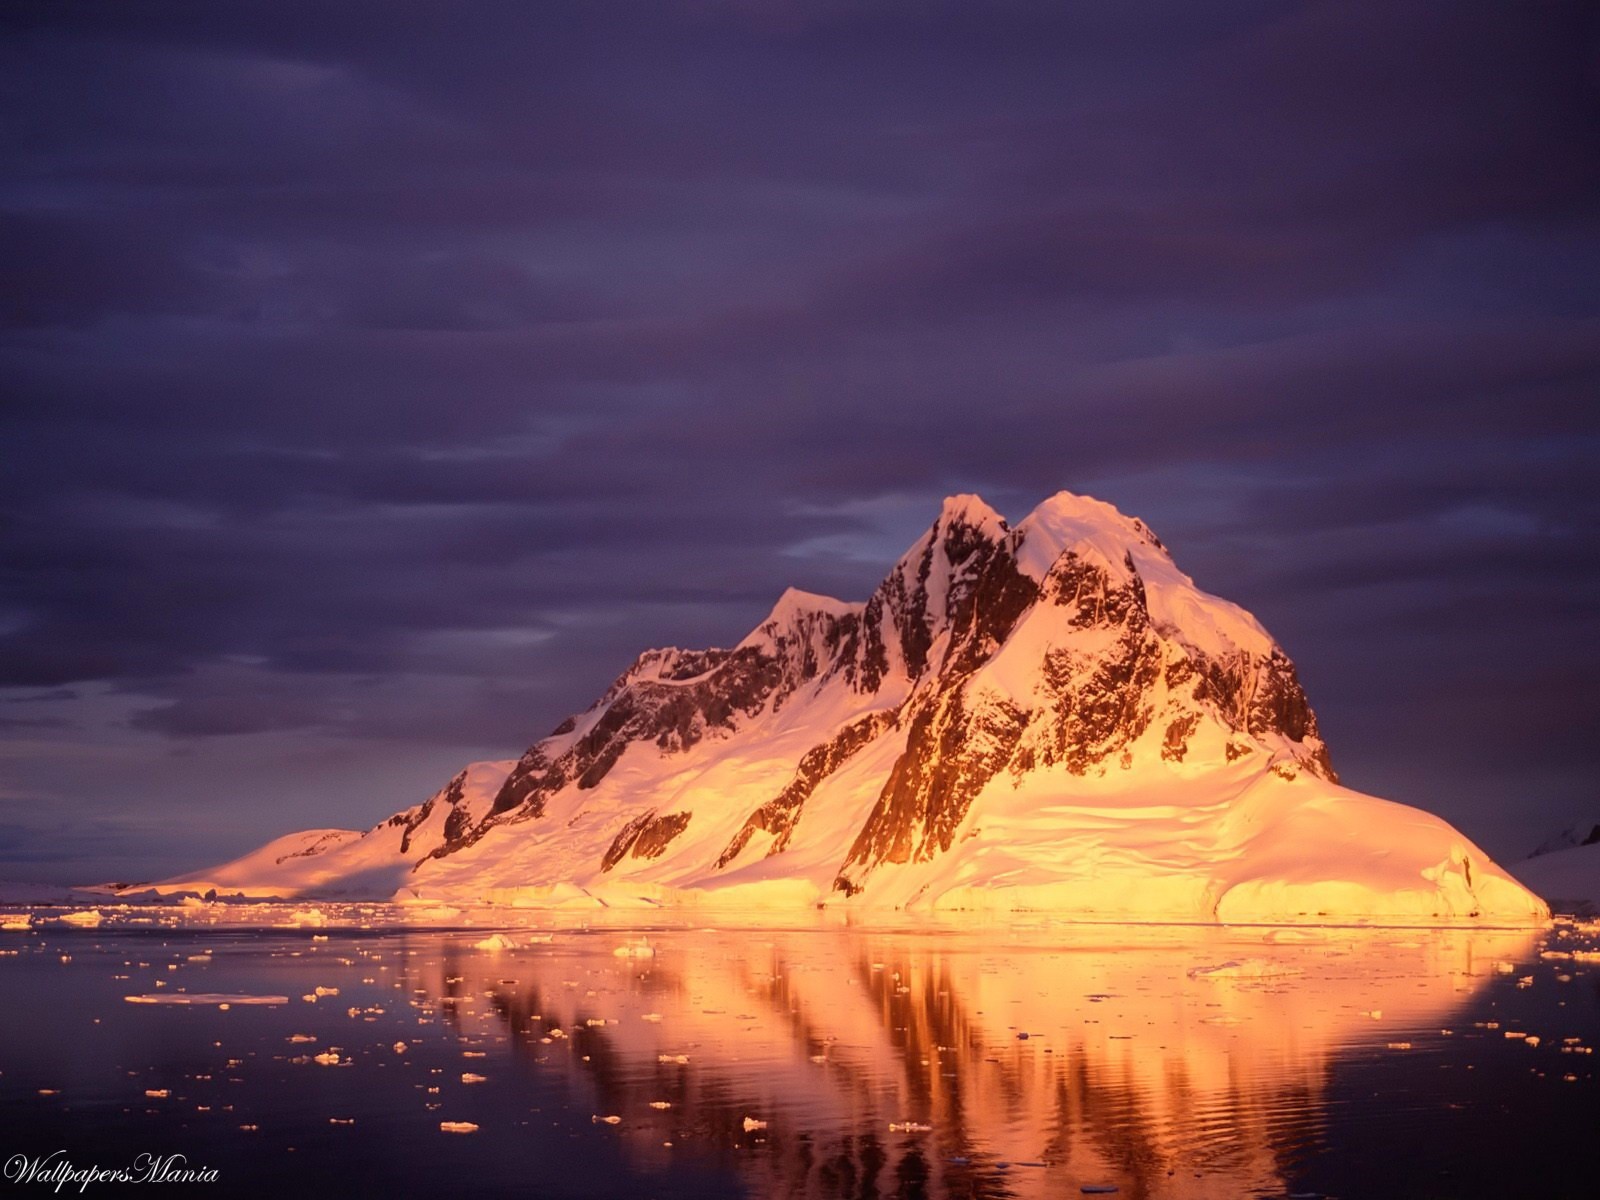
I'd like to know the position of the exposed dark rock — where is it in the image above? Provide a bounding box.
[520,649,783,800]
[717,710,898,869]
[1245,650,1335,780]
[1045,550,1140,630]
[1182,646,1335,782]
[837,691,1028,891]
[941,546,1038,676]
[1162,712,1200,764]
[843,598,891,693]
[602,810,692,871]
[632,811,691,860]
[1035,610,1161,775]
[601,811,654,871]
[397,769,466,855]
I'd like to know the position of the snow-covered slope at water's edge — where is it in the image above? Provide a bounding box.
[149,491,1547,922]
[156,760,514,899]
[1514,841,1600,912]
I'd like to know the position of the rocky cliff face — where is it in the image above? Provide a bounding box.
[151,491,1545,922]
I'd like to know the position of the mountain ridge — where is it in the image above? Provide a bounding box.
[144,490,1546,922]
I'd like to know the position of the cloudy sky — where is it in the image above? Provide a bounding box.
[2,0,1597,884]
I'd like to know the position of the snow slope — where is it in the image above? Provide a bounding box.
[1514,841,1600,912]
[146,491,1546,923]
[154,760,513,899]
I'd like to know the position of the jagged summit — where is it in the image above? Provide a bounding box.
[737,587,860,651]
[933,492,1008,534]
[149,489,1546,922]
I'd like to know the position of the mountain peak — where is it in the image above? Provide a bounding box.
[771,586,855,618]
[934,492,1007,534]
[738,587,859,651]
[1013,490,1166,583]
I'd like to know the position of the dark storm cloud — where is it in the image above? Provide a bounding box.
[2,0,1598,880]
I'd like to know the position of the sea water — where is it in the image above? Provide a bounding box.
[2,907,1596,1198]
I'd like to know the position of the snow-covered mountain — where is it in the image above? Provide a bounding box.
[1528,822,1600,860]
[1515,822,1600,913]
[1514,842,1599,914]
[148,491,1546,921]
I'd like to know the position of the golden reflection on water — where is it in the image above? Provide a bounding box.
[403,921,1538,1198]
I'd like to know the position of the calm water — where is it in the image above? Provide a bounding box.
[2,908,1597,1198]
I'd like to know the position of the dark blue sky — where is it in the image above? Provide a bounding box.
[3,0,1598,884]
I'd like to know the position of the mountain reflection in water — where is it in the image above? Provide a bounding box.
[406,921,1538,1198]
[6,911,1596,1199]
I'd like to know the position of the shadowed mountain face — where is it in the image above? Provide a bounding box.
[150,491,1543,922]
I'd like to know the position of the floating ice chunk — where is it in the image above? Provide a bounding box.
[593,1114,622,1125]
[1,915,31,930]
[474,933,518,952]
[742,1116,767,1132]
[657,1054,689,1065]
[313,1051,347,1066]
[124,993,288,1006]
[144,1089,169,1098]
[640,1012,663,1022]
[889,1122,932,1133]
[1186,960,1303,980]
[314,985,339,996]
[56,909,103,927]
[288,908,329,928]
[393,1042,408,1054]
[461,1073,487,1084]
[649,1101,672,1110]
[1493,960,1516,974]
[613,939,654,959]
[439,1121,479,1134]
